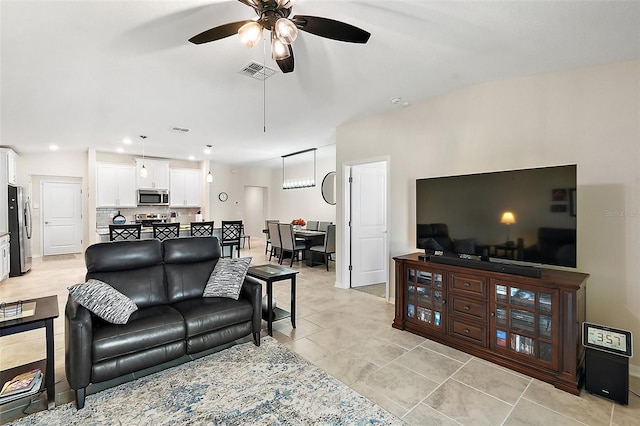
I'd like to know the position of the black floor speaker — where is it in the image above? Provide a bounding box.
[584,348,629,405]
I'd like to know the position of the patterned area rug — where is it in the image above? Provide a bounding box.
[7,337,403,425]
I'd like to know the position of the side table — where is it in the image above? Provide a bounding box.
[247,264,298,336]
[0,295,59,410]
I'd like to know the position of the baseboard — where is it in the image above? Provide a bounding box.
[630,363,640,378]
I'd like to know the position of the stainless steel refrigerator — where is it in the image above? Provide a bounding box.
[8,185,32,276]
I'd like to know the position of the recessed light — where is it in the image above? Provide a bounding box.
[390,97,401,104]
[188,155,195,161]
[123,138,132,145]
[49,144,59,151]
[402,101,411,107]
[117,147,124,153]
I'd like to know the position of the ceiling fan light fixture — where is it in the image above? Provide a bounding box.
[275,18,298,44]
[276,0,296,9]
[238,21,263,48]
[271,33,290,60]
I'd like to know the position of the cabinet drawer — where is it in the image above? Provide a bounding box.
[450,295,486,320]
[450,273,486,296]
[450,318,487,346]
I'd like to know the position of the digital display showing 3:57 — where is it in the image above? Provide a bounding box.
[582,322,633,357]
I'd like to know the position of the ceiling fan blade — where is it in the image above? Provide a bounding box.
[276,45,295,73]
[292,15,370,43]
[189,20,253,44]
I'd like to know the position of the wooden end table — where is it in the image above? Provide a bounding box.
[0,295,59,410]
[247,264,298,336]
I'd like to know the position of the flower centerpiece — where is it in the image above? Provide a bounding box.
[292,218,306,230]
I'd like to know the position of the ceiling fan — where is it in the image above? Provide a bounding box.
[188,0,371,74]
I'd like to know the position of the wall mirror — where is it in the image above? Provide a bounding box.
[321,171,336,205]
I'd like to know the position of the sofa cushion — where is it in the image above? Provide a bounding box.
[67,279,138,324]
[86,266,167,309]
[203,257,252,300]
[171,297,254,338]
[85,239,167,308]
[86,239,162,272]
[92,305,186,363]
[163,237,221,303]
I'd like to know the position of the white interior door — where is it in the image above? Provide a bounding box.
[350,161,387,287]
[42,182,83,255]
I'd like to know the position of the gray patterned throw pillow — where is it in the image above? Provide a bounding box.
[68,279,138,324]
[203,257,252,300]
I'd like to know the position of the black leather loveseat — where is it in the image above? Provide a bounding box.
[65,236,262,408]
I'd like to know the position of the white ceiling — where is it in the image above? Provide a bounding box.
[1,0,639,167]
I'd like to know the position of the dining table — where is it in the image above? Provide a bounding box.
[293,229,326,267]
[262,227,327,267]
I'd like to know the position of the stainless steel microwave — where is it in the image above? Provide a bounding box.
[137,189,169,206]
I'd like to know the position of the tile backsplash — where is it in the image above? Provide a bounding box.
[96,207,200,227]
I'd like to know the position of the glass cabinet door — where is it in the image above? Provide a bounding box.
[491,282,558,368]
[406,267,445,330]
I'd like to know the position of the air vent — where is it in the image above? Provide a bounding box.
[238,61,278,80]
[170,127,190,133]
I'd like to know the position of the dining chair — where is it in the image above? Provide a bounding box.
[190,221,214,237]
[152,223,180,241]
[109,224,141,241]
[240,224,251,249]
[221,220,242,258]
[278,223,306,267]
[267,222,282,262]
[310,224,336,271]
[306,220,319,231]
[318,221,332,232]
[264,220,278,255]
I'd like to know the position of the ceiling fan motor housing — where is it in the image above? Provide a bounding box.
[258,6,292,30]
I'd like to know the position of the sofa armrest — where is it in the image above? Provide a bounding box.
[65,296,94,390]
[240,276,262,335]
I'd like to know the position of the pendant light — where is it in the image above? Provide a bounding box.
[282,148,317,189]
[205,144,213,183]
[139,135,148,178]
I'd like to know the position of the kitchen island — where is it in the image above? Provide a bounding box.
[96,225,221,242]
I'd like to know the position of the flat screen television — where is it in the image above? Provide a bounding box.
[416,165,577,269]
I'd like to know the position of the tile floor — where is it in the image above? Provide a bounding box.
[1,243,639,425]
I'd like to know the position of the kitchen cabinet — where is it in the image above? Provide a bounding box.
[96,163,137,207]
[169,169,201,207]
[6,149,18,186]
[0,234,10,282]
[0,148,18,233]
[136,159,169,190]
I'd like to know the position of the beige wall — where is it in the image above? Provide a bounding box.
[336,61,640,372]
[19,151,89,256]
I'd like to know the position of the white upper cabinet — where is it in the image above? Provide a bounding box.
[136,159,169,190]
[96,163,137,207]
[6,149,18,185]
[169,169,201,207]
